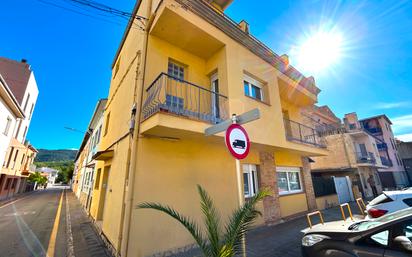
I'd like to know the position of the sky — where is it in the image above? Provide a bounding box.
[2,0,412,149]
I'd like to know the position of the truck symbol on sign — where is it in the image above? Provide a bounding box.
[232,139,246,149]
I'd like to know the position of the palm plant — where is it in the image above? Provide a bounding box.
[137,185,270,257]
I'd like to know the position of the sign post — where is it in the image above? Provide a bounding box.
[205,109,260,257]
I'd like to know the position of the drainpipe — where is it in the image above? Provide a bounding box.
[120,1,152,256]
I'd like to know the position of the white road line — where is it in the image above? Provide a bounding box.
[0,192,38,209]
[65,190,75,257]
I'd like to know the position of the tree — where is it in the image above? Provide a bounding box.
[137,185,270,257]
[28,172,48,186]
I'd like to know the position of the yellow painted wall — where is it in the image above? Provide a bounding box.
[316,194,339,210]
[279,193,308,218]
[128,137,239,256]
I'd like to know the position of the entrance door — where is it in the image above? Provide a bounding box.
[334,176,352,204]
[97,166,110,221]
[210,73,220,123]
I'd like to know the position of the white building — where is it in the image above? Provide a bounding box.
[37,167,59,185]
[0,74,25,167]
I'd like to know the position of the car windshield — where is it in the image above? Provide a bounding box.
[352,208,412,231]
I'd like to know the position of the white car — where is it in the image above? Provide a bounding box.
[366,189,412,219]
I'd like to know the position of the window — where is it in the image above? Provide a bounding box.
[243,74,263,101]
[3,117,12,136]
[96,125,102,145]
[29,104,34,120]
[243,164,259,198]
[23,93,30,112]
[370,230,389,246]
[22,126,28,140]
[168,61,185,80]
[277,167,302,195]
[6,147,14,168]
[104,112,110,136]
[403,198,412,207]
[12,150,19,169]
[15,120,21,138]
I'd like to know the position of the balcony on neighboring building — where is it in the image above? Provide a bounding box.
[377,142,388,151]
[380,156,393,167]
[363,126,382,135]
[283,118,326,148]
[142,73,228,125]
[356,152,376,164]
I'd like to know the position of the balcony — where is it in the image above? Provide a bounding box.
[380,156,393,167]
[364,127,382,135]
[283,118,326,148]
[356,152,376,164]
[377,143,388,151]
[142,73,228,125]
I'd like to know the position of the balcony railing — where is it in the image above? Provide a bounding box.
[142,73,228,124]
[380,156,393,167]
[283,118,326,148]
[356,152,376,164]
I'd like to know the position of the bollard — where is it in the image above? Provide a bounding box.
[306,211,324,229]
[340,203,354,221]
[356,198,367,217]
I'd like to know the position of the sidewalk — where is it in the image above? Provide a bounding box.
[0,189,38,207]
[66,190,113,257]
[172,202,362,257]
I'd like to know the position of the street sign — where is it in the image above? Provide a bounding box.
[205,108,260,136]
[225,124,250,159]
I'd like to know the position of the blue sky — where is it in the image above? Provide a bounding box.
[2,0,412,149]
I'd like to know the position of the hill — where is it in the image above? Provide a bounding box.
[35,149,77,162]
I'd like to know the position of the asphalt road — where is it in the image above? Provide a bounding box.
[0,186,110,257]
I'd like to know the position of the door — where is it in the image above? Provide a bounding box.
[358,143,368,158]
[210,73,220,122]
[334,176,352,204]
[97,166,110,221]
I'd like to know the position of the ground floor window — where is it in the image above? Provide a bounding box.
[243,164,259,198]
[277,167,303,195]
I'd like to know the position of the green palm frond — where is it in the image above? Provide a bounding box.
[223,189,271,254]
[197,185,221,256]
[137,186,270,257]
[137,202,209,254]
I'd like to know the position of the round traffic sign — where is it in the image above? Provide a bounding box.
[225,124,250,159]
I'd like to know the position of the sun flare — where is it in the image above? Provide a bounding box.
[292,30,343,74]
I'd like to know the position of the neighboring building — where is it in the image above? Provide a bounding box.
[360,115,409,188]
[88,0,328,256]
[396,140,412,186]
[0,57,39,200]
[37,167,59,186]
[304,108,386,208]
[73,99,106,213]
[0,74,24,169]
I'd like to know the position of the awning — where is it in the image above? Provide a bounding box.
[92,150,114,161]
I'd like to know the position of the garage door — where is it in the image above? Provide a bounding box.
[333,176,352,204]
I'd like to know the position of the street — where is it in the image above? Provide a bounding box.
[0,187,110,257]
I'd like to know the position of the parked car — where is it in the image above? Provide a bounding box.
[366,190,412,219]
[302,208,412,257]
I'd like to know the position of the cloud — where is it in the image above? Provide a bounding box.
[395,133,412,142]
[374,101,410,110]
[392,114,412,134]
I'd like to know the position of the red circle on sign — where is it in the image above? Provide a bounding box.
[225,124,250,159]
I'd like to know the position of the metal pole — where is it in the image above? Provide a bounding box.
[232,114,247,257]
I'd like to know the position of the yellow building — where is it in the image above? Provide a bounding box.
[90,0,328,256]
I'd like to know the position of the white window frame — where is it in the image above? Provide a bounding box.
[243,164,259,198]
[243,74,264,101]
[276,166,303,195]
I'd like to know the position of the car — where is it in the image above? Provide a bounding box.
[366,190,412,219]
[302,208,412,257]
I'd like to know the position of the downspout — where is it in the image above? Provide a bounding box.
[120,1,152,256]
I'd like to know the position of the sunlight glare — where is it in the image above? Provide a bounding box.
[292,30,343,74]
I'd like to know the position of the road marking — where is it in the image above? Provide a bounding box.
[46,190,64,257]
[4,211,36,217]
[0,192,38,209]
[65,190,75,257]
